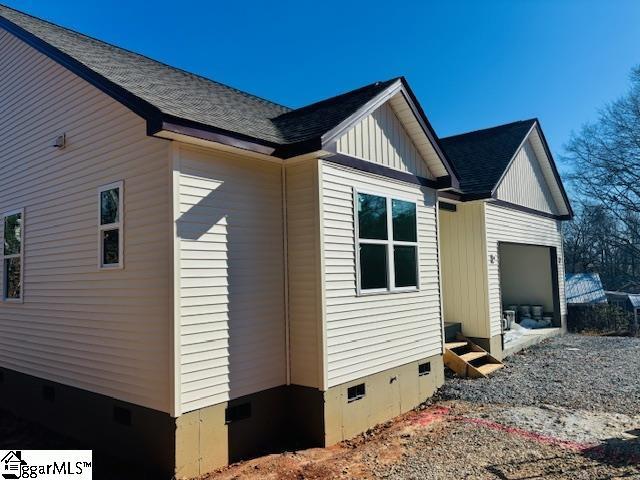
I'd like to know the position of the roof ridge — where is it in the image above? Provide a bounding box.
[0,3,292,112]
[441,118,537,141]
[275,77,400,118]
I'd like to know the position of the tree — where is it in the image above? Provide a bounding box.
[564,66,640,335]
[565,66,640,259]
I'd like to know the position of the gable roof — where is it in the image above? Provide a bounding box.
[0,4,456,182]
[440,120,536,196]
[565,273,607,305]
[440,118,572,218]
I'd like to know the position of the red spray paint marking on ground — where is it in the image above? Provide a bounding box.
[457,416,597,451]
[411,406,451,426]
[411,407,597,451]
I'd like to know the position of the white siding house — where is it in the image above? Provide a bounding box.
[0,5,573,479]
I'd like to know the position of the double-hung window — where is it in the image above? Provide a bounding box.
[355,191,419,294]
[98,181,123,269]
[3,209,24,301]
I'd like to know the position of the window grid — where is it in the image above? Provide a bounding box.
[355,190,419,295]
[2,208,24,303]
[98,181,124,269]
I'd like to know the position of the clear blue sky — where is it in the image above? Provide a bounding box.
[4,0,640,170]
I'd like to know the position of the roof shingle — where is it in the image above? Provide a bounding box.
[439,119,536,195]
[0,4,398,147]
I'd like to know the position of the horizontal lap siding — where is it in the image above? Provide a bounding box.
[495,141,559,215]
[485,203,566,337]
[321,162,442,387]
[0,31,171,411]
[286,161,321,387]
[178,146,285,413]
[336,103,433,178]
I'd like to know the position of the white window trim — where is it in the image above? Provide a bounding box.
[354,188,420,296]
[98,181,124,270]
[2,208,25,303]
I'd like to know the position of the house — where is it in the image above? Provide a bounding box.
[436,120,573,358]
[566,273,607,305]
[0,5,459,478]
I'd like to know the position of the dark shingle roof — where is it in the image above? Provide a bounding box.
[439,119,536,195]
[0,4,398,146]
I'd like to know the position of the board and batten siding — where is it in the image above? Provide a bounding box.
[176,145,286,413]
[495,140,559,215]
[320,161,443,388]
[439,202,490,338]
[484,203,567,337]
[0,30,172,412]
[336,102,434,179]
[285,160,323,388]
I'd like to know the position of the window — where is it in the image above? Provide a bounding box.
[2,209,24,302]
[356,192,418,294]
[225,403,251,423]
[347,383,366,402]
[98,182,123,269]
[418,362,431,376]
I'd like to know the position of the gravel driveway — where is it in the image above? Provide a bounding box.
[437,334,640,415]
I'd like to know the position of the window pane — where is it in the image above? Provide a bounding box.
[359,244,388,290]
[358,193,387,240]
[102,229,119,265]
[101,188,120,225]
[3,213,22,255]
[4,257,21,299]
[392,199,416,242]
[394,246,417,288]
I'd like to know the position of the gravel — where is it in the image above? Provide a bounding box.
[437,334,640,415]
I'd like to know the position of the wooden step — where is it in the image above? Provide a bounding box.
[443,335,504,379]
[460,351,487,362]
[475,363,504,376]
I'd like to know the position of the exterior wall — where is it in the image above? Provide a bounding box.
[495,140,559,215]
[176,144,286,413]
[319,161,443,388]
[439,202,490,338]
[323,353,443,445]
[285,160,323,388]
[336,102,434,179]
[0,30,172,412]
[485,203,567,337]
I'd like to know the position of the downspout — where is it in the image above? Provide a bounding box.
[281,164,291,385]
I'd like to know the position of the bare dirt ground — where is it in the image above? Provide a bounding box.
[1,334,638,479]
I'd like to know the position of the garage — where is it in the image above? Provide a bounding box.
[498,242,561,330]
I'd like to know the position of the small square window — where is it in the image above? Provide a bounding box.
[418,362,431,376]
[347,383,366,402]
[225,403,251,423]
